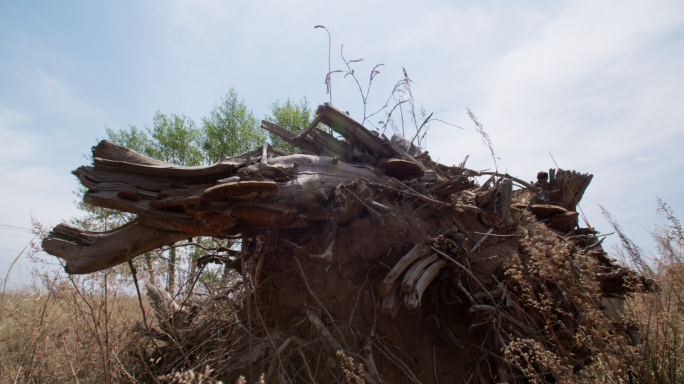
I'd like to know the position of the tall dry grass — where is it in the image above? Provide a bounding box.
[584,199,684,384]
[0,269,145,383]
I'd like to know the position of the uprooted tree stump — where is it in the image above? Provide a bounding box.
[44,103,650,383]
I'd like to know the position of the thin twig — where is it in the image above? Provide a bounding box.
[470,228,494,253]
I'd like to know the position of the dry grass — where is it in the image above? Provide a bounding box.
[0,271,144,383]
[582,199,684,384]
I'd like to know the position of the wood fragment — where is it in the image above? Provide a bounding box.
[428,175,476,196]
[381,279,403,318]
[305,309,343,351]
[465,168,540,193]
[380,243,431,297]
[456,280,475,304]
[294,114,324,142]
[401,253,439,293]
[404,259,447,310]
[318,103,396,159]
[498,178,512,222]
[364,198,392,212]
[383,138,428,174]
[266,144,291,157]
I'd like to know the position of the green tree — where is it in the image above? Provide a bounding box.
[200,88,267,163]
[265,97,317,153]
[105,124,152,155]
[147,111,203,167]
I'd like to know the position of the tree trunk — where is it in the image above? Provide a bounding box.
[144,251,155,285]
[167,244,176,295]
[41,102,644,383]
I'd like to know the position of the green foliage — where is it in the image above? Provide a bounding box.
[200,88,266,163]
[264,97,317,153]
[105,124,151,155]
[147,111,203,166]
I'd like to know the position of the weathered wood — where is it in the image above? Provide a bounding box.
[43,140,390,274]
[498,178,513,222]
[552,169,593,210]
[379,243,431,297]
[306,309,343,351]
[259,143,269,170]
[92,141,263,180]
[145,282,182,315]
[428,175,475,196]
[465,168,541,193]
[260,120,320,155]
[293,113,324,142]
[401,253,439,293]
[381,279,403,318]
[43,220,188,274]
[266,144,291,157]
[307,127,369,162]
[317,103,396,159]
[261,120,365,162]
[404,259,447,310]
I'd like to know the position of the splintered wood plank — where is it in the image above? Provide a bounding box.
[317,103,396,159]
[401,253,439,293]
[379,243,431,297]
[404,259,447,310]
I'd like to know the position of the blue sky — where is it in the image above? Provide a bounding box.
[1,0,683,283]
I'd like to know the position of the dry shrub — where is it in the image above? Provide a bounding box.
[500,216,629,383]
